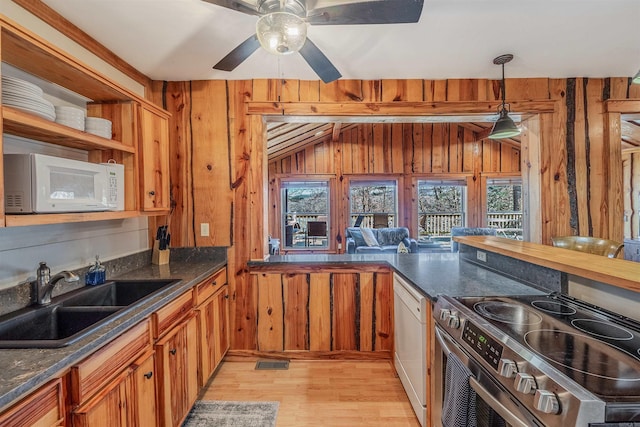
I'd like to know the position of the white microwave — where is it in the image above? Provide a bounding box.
[3,153,125,213]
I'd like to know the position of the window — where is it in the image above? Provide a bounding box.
[486,178,523,240]
[281,181,329,249]
[417,180,467,241]
[349,180,397,228]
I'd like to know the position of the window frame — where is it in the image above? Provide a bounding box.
[347,177,400,229]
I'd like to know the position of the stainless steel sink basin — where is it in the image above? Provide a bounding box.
[0,278,180,348]
[60,279,179,307]
[0,305,122,348]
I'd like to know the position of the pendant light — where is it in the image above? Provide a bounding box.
[489,54,521,140]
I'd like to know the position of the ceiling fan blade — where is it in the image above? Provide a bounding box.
[299,38,342,84]
[213,34,261,71]
[306,0,424,25]
[201,0,261,16]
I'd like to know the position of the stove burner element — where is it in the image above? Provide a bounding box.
[524,329,640,382]
[531,300,577,315]
[571,319,634,341]
[474,301,542,325]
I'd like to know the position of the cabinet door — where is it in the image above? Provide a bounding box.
[156,313,199,427]
[139,105,170,211]
[72,371,130,427]
[131,352,158,427]
[0,379,63,427]
[213,285,230,364]
[196,285,230,387]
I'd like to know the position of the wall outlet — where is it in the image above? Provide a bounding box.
[338,243,342,250]
[476,250,487,262]
[200,223,210,237]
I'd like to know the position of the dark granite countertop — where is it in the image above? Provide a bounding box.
[252,252,544,300]
[0,255,226,412]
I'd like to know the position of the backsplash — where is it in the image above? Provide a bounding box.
[458,243,567,294]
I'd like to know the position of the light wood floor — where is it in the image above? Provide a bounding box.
[200,359,421,426]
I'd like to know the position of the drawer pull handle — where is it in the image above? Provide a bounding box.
[211,281,217,287]
[144,371,153,379]
[169,349,177,355]
[224,294,229,299]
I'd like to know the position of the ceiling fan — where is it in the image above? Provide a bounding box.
[202,0,424,83]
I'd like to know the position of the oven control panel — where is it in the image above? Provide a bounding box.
[462,320,503,370]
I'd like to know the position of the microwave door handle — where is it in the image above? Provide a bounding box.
[469,377,529,427]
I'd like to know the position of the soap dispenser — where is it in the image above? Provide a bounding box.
[85,255,106,285]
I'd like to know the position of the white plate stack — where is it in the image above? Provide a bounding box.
[85,117,112,139]
[1,75,56,121]
[54,105,85,131]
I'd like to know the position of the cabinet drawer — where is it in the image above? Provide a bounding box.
[195,268,227,306]
[71,319,151,405]
[153,289,194,339]
[0,379,63,427]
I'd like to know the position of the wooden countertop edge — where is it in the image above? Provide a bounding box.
[455,236,640,293]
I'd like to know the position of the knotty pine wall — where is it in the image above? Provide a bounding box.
[151,77,640,351]
[623,149,640,239]
[268,122,521,251]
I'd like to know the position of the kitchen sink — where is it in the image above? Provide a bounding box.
[60,279,179,307]
[0,279,180,348]
[0,305,122,348]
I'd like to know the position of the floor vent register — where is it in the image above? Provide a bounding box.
[255,360,290,370]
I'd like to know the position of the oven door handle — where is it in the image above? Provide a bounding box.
[434,326,453,356]
[469,377,529,427]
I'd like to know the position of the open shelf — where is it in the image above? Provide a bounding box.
[2,106,135,153]
[5,210,140,227]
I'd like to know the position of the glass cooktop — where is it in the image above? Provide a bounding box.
[457,294,640,400]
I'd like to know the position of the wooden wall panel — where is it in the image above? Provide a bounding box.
[309,273,331,351]
[375,273,393,351]
[257,273,284,351]
[283,274,309,351]
[191,80,232,247]
[359,272,374,351]
[332,273,358,351]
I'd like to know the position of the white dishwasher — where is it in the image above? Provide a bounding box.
[393,273,428,426]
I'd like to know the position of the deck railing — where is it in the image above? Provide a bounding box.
[282,212,523,248]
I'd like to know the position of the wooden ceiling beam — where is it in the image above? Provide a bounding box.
[331,122,342,142]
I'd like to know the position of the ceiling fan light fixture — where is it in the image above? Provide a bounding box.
[256,12,307,56]
[633,69,640,85]
[489,54,521,140]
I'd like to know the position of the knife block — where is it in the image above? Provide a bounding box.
[152,240,170,265]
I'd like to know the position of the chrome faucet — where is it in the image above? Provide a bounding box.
[33,262,79,305]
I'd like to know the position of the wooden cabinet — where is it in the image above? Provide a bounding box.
[155,312,199,427]
[254,269,393,353]
[195,268,230,386]
[0,15,170,226]
[138,105,171,212]
[0,379,64,427]
[72,351,157,427]
[70,320,153,426]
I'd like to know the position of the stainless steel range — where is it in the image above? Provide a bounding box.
[433,293,640,427]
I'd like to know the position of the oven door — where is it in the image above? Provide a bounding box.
[433,325,544,427]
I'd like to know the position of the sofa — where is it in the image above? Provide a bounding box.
[345,227,418,254]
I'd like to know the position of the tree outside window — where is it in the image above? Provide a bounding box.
[486,178,523,239]
[281,181,329,248]
[349,180,397,228]
[417,180,466,240]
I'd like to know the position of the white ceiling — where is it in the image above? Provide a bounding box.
[41,0,640,83]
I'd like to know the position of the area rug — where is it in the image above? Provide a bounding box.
[182,401,279,427]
